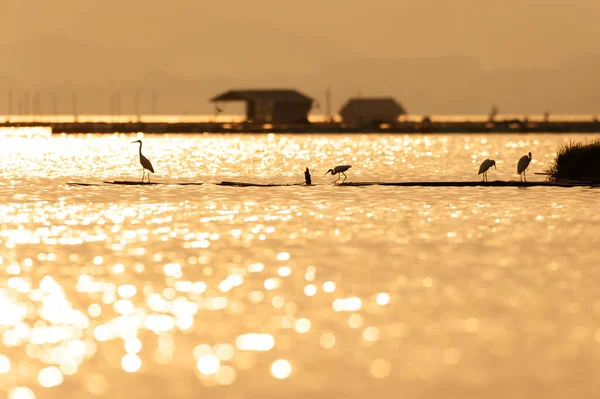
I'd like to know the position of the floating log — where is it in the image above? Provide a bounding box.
[218,180,598,188]
[101,181,159,185]
[218,181,306,187]
[67,182,102,186]
[67,180,598,188]
[341,181,597,187]
[102,181,204,186]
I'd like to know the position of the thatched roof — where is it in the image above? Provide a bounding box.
[340,98,407,122]
[211,89,313,103]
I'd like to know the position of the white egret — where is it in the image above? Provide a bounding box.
[517,152,532,182]
[131,140,154,183]
[478,159,496,182]
[325,165,352,184]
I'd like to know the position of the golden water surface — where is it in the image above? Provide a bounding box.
[0,130,599,399]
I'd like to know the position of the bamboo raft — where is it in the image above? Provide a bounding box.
[218,181,598,188]
[67,181,204,186]
[66,181,598,188]
[218,181,305,187]
[66,169,599,188]
[104,181,204,186]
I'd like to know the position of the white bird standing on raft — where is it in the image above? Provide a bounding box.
[517,152,532,182]
[325,165,352,184]
[132,139,154,183]
[478,159,496,182]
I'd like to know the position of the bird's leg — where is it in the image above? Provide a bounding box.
[524,170,527,183]
[333,174,340,184]
[141,169,145,183]
[148,173,151,183]
[341,172,347,183]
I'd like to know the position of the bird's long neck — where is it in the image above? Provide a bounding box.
[138,141,142,156]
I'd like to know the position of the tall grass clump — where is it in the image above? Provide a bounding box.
[545,138,600,182]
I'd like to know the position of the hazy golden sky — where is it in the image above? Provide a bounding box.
[4,0,600,69]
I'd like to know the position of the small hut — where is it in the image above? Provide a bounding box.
[210,89,313,124]
[339,97,406,126]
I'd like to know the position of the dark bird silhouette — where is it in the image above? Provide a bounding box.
[131,140,154,183]
[478,159,496,182]
[325,165,352,184]
[517,152,532,182]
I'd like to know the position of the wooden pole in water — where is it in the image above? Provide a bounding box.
[7,90,12,120]
[24,91,29,117]
[52,94,58,115]
[304,167,312,185]
[115,92,121,117]
[151,90,157,115]
[326,87,332,122]
[134,89,140,122]
[33,91,41,116]
[72,91,78,122]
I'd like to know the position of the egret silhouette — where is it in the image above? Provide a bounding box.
[517,152,532,182]
[325,165,352,184]
[131,140,154,183]
[478,159,496,182]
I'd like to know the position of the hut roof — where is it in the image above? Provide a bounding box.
[340,98,406,117]
[211,89,312,103]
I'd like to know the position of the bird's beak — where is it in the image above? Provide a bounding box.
[324,171,330,176]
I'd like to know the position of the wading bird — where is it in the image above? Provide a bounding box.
[325,165,352,184]
[517,152,532,182]
[478,159,496,182]
[132,140,154,183]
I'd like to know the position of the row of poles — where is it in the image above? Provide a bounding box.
[4,90,159,117]
[5,87,337,121]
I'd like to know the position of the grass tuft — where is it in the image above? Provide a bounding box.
[545,138,600,182]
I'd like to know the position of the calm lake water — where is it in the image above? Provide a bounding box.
[0,131,599,399]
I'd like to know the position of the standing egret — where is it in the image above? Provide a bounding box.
[131,140,154,183]
[478,159,496,182]
[325,165,352,184]
[517,152,532,182]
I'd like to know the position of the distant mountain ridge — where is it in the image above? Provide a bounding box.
[1,34,600,115]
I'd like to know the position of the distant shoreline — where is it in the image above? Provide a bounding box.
[3,119,600,134]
